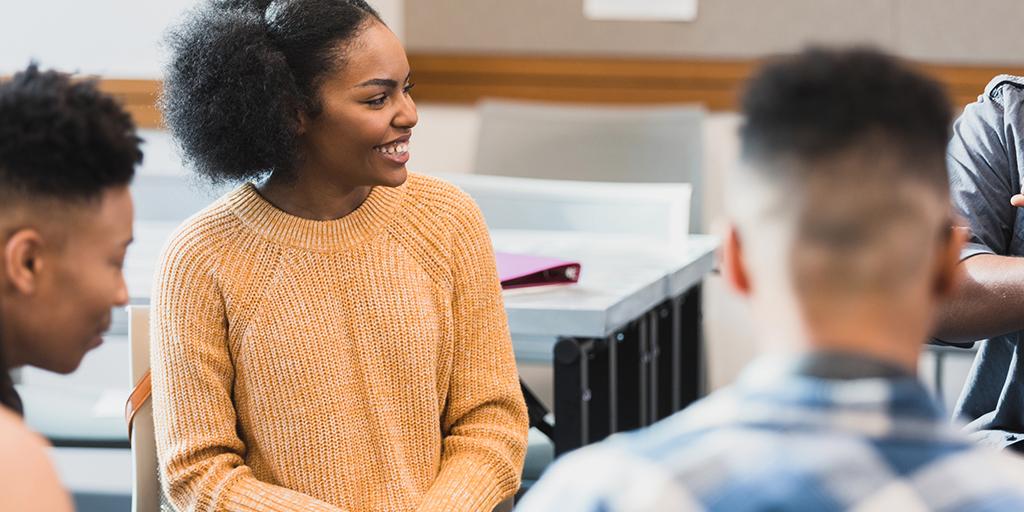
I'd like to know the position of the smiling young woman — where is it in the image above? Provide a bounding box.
[152,1,528,511]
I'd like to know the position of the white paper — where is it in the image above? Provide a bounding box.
[584,0,698,22]
[92,388,130,418]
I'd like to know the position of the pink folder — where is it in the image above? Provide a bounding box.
[495,252,582,290]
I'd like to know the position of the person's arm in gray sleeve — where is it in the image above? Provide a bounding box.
[934,77,1024,344]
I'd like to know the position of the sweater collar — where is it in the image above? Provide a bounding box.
[659,355,955,444]
[226,181,406,252]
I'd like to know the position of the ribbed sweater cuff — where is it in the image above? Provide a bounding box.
[214,475,344,512]
[417,456,517,511]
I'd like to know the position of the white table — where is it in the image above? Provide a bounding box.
[493,230,715,357]
[491,230,717,452]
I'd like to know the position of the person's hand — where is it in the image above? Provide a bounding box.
[1011,188,1024,207]
[951,214,970,240]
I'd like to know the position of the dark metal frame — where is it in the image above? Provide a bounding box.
[550,284,704,455]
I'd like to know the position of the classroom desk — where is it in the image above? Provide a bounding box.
[492,230,717,453]
[20,222,718,456]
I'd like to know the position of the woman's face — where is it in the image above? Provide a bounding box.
[300,21,418,188]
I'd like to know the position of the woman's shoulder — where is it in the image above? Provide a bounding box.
[405,172,474,202]
[388,173,490,267]
[158,185,249,270]
[393,173,493,266]
[402,172,484,227]
[172,184,248,235]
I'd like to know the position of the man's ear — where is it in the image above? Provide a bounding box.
[935,224,968,298]
[3,228,45,295]
[721,223,752,296]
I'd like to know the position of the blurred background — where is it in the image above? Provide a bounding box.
[3,1,1024,509]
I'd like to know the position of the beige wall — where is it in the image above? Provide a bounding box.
[895,1,1024,64]
[406,0,1024,65]
[368,0,404,41]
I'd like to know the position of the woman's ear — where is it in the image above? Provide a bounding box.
[297,109,309,136]
[3,228,45,296]
[721,223,752,296]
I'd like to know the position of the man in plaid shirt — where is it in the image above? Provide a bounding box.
[518,48,1024,511]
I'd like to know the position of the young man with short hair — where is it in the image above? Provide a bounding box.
[0,64,141,510]
[518,48,1024,511]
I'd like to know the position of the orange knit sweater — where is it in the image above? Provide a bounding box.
[150,173,528,511]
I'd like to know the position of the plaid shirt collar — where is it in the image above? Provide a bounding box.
[674,353,956,443]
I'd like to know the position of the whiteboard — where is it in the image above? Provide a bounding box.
[0,0,403,78]
[584,0,698,22]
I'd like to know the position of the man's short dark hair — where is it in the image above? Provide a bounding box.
[733,48,955,295]
[740,47,952,186]
[0,64,141,203]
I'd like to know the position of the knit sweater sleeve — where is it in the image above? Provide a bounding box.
[150,223,344,512]
[417,196,529,511]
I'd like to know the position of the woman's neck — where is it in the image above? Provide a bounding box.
[257,170,372,221]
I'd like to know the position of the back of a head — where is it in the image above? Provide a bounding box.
[734,48,953,302]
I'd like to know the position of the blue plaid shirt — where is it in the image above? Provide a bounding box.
[518,356,1024,511]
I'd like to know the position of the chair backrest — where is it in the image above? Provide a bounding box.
[472,99,705,232]
[127,306,159,512]
[438,173,691,246]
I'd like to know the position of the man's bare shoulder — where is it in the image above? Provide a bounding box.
[0,407,73,511]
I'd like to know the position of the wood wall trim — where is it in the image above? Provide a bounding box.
[80,56,1024,128]
[407,54,1024,111]
[97,79,163,129]
[407,54,755,110]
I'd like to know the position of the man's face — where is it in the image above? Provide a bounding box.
[2,185,133,374]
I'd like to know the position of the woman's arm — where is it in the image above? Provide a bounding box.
[150,233,344,512]
[417,200,529,511]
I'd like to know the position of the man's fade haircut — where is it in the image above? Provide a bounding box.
[0,64,141,205]
[735,48,954,294]
[741,47,951,182]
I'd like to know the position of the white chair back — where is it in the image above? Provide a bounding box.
[127,306,159,512]
[472,99,704,232]
[438,173,691,246]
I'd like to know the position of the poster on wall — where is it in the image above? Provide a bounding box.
[584,0,698,22]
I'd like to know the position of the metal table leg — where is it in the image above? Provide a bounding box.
[551,281,705,455]
[677,284,704,409]
[553,337,611,455]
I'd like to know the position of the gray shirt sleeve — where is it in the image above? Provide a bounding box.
[948,77,1024,260]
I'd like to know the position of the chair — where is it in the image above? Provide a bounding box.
[127,306,159,512]
[438,172,692,247]
[472,99,705,233]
